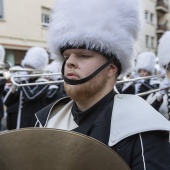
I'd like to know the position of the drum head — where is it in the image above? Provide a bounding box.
[0,128,130,170]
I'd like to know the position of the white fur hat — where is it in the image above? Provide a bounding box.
[45,61,62,80]
[136,52,156,74]
[157,31,170,68]
[0,45,5,65]
[48,0,142,75]
[21,47,49,70]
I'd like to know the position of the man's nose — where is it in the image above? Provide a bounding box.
[66,53,78,68]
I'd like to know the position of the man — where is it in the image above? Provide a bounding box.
[35,0,170,169]
[121,51,159,99]
[43,60,64,106]
[0,45,6,130]
[147,31,170,120]
[3,66,22,130]
[6,47,49,128]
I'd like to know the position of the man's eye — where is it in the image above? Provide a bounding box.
[80,55,89,59]
[64,56,69,61]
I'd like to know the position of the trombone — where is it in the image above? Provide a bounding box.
[137,64,170,96]
[3,67,55,81]
[11,72,167,86]
[9,64,170,96]
[11,72,64,86]
[116,74,165,85]
[137,85,170,96]
[9,68,51,74]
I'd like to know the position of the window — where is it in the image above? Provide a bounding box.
[41,7,51,27]
[145,10,148,21]
[0,0,4,19]
[145,35,149,47]
[151,37,154,48]
[150,13,154,23]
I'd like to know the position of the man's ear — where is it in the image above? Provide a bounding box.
[108,63,118,78]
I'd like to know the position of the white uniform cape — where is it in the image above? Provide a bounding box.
[39,94,170,147]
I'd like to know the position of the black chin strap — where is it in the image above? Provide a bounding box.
[62,58,114,85]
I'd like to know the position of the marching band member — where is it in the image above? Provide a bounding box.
[15,47,49,128]
[121,51,159,99]
[3,66,27,130]
[0,45,6,130]
[147,31,170,120]
[35,0,170,169]
[43,60,64,106]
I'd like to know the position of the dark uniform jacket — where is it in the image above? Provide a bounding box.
[19,79,49,128]
[121,79,159,100]
[35,90,170,170]
[3,87,20,130]
[0,77,6,120]
[44,84,63,107]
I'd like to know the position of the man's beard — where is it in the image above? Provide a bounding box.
[64,71,108,102]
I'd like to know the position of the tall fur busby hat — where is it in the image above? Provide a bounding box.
[136,52,156,74]
[21,47,49,70]
[0,45,5,65]
[45,61,62,80]
[157,31,170,68]
[48,0,142,75]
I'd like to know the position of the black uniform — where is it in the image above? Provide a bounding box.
[3,87,19,130]
[122,79,159,100]
[19,79,49,128]
[0,76,6,128]
[35,90,170,169]
[44,84,64,107]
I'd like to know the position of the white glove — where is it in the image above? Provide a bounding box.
[155,92,164,102]
[159,77,170,95]
[15,71,29,82]
[11,71,29,84]
[136,79,145,84]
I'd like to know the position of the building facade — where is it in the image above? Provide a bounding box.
[0,0,170,66]
[0,0,54,66]
[140,0,169,54]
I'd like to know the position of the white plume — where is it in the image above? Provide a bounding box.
[21,47,49,70]
[157,31,170,67]
[136,52,156,75]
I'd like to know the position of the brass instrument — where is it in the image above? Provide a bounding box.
[11,72,166,87]
[11,72,63,86]
[137,62,170,96]
[9,64,170,97]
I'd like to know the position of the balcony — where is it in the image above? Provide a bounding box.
[157,23,168,33]
[156,0,169,13]
[156,22,168,40]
